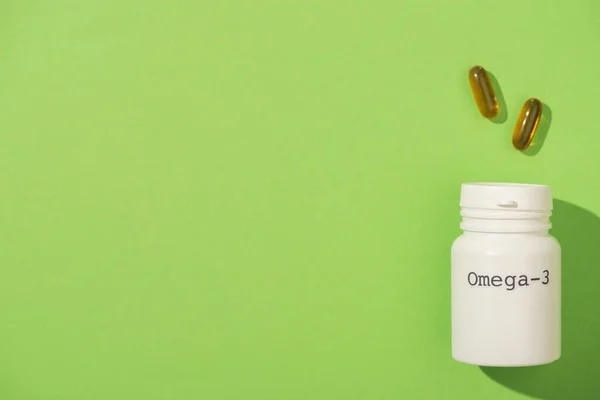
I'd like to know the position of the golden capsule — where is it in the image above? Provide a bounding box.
[468,66,499,119]
[513,98,543,151]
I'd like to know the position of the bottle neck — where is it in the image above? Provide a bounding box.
[460,208,551,233]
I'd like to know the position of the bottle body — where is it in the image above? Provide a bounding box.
[451,231,561,366]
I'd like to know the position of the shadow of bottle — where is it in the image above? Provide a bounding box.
[523,103,553,156]
[481,199,600,400]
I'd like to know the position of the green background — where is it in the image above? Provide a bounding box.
[1,1,599,399]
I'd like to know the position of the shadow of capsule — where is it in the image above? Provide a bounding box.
[487,71,507,125]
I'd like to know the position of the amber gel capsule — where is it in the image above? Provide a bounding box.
[468,66,499,119]
[513,98,543,151]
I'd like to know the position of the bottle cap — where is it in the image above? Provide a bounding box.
[460,182,552,211]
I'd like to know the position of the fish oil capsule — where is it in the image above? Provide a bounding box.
[513,98,543,151]
[468,66,499,119]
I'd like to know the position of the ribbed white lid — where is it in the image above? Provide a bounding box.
[460,183,552,211]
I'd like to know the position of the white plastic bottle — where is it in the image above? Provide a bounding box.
[451,183,561,366]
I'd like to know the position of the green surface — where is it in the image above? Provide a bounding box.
[1,1,600,399]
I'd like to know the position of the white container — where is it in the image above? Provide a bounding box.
[451,183,561,367]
